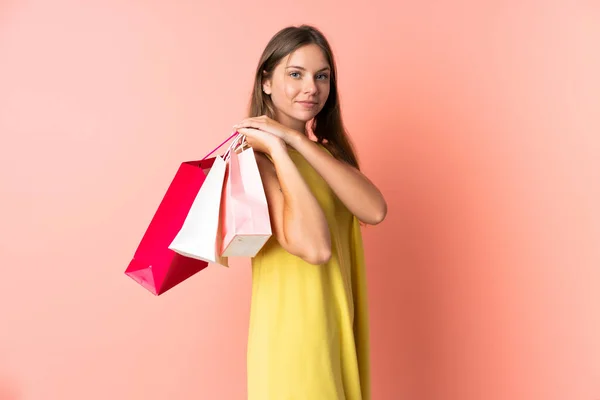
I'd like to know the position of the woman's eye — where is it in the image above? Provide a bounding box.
[316,74,329,80]
[289,72,301,78]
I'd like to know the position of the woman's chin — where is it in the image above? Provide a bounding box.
[277,109,320,129]
[292,110,320,123]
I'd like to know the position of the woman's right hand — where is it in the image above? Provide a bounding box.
[235,127,286,156]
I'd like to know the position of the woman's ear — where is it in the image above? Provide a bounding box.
[262,71,272,95]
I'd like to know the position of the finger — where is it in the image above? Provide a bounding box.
[234,118,263,130]
[235,128,250,138]
[238,126,269,135]
[235,127,262,138]
[236,127,257,133]
[259,115,271,126]
[233,118,253,128]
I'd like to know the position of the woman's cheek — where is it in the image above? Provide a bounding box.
[320,84,330,100]
[284,82,300,100]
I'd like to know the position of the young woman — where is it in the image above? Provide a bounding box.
[233,25,387,400]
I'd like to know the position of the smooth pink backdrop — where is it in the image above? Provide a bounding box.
[1,1,599,399]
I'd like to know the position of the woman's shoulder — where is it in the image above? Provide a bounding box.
[315,140,334,154]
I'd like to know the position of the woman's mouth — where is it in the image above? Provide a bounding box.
[297,101,318,108]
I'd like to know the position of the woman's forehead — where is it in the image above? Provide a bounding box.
[282,45,330,70]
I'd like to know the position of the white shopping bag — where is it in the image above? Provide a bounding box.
[168,153,229,266]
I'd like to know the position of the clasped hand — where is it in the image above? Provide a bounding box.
[233,116,298,155]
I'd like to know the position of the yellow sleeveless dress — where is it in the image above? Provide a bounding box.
[247,146,371,400]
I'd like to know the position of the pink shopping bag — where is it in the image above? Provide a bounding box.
[220,136,272,257]
[125,133,236,295]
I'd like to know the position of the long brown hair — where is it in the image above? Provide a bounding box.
[248,25,360,170]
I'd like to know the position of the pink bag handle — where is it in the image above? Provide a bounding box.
[201,131,240,161]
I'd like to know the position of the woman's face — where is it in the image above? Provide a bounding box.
[263,44,331,132]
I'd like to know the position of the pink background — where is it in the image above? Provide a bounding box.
[1,1,599,399]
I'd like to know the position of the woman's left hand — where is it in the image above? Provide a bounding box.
[233,115,299,145]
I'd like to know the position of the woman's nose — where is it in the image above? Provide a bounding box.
[303,78,317,94]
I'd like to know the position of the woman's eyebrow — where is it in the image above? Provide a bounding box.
[285,65,331,72]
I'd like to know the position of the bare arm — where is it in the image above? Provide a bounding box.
[290,133,387,225]
[255,147,331,265]
[236,126,332,265]
[234,116,388,226]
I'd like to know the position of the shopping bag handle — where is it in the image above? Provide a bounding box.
[222,133,248,161]
[201,132,240,161]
